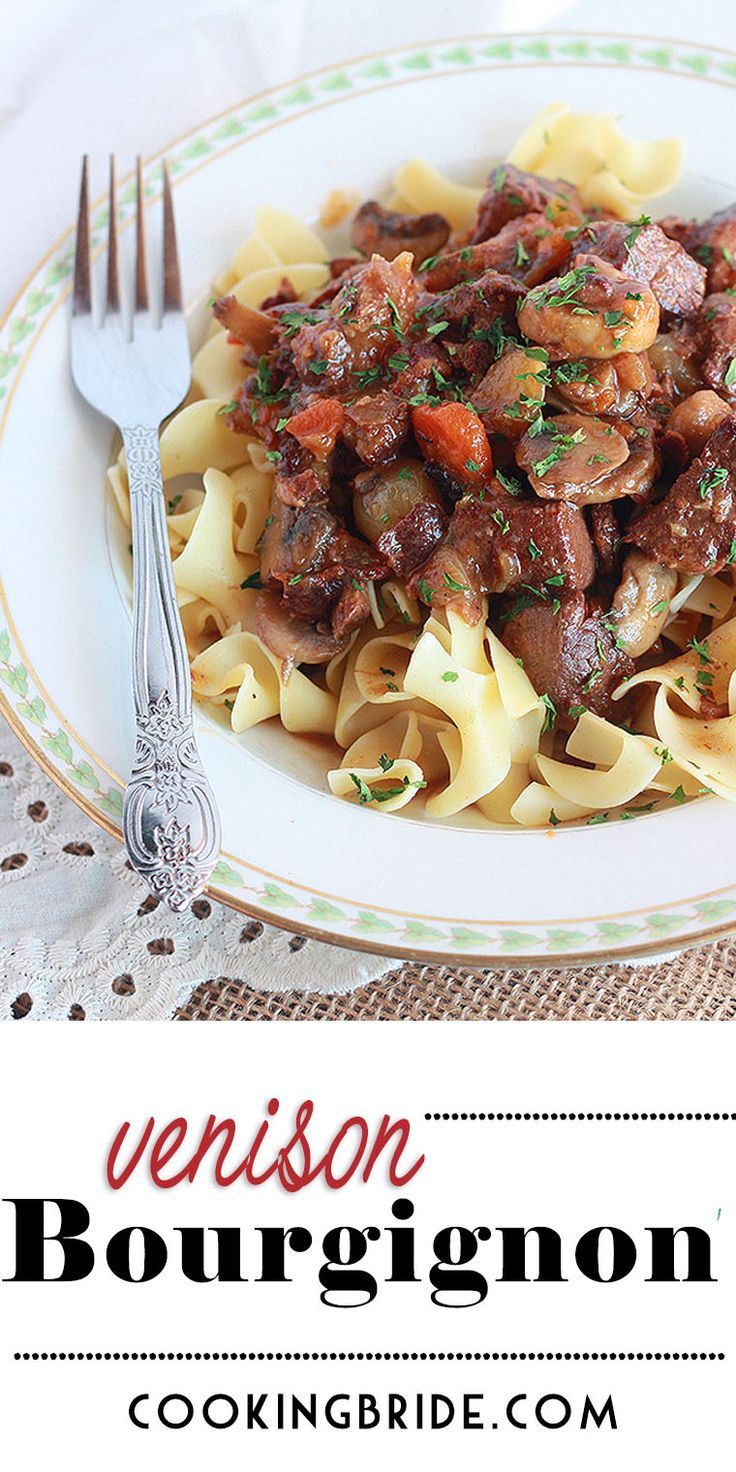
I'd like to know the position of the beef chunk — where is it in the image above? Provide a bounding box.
[410,490,595,622]
[342,389,409,464]
[589,504,622,576]
[290,252,417,390]
[579,220,706,318]
[500,592,634,723]
[376,500,448,577]
[661,206,736,294]
[351,201,450,265]
[471,164,582,244]
[422,270,525,378]
[701,293,736,405]
[261,499,387,630]
[629,415,736,572]
[420,213,571,291]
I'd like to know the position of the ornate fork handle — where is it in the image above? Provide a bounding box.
[121,425,221,911]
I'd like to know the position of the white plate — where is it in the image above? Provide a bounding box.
[3,30,736,966]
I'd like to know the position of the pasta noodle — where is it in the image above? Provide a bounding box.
[507,102,683,218]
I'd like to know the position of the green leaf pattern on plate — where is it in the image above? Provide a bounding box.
[3,32,736,953]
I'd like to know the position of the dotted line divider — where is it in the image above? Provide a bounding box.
[424,1113,736,1121]
[14,1351,725,1362]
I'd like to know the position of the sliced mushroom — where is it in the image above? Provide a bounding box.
[255,589,343,665]
[515,413,630,502]
[351,200,450,265]
[518,257,659,360]
[212,295,276,355]
[609,552,677,657]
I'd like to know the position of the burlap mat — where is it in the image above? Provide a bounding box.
[177,936,736,1020]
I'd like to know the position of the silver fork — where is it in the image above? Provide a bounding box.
[70,157,221,911]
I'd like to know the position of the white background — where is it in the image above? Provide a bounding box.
[2,0,735,303]
[1,1023,734,1468]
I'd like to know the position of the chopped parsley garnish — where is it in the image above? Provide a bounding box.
[492,166,506,193]
[444,573,470,592]
[240,571,263,590]
[491,508,510,534]
[603,309,623,327]
[265,449,282,464]
[581,669,603,693]
[280,308,320,337]
[514,238,530,268]
[308,359,329,376]
[587,454,610,465]
[276,416,289,431]
[568,703,588,719]
[554,359,593,384]
[167,494,182,513]
[386,295,403,333]
[288,573,303,585]
[426,319,449,338]
[723,245,735,266]
[217,399,239,416]
[528,537,542,560]
[378,753,395,772]
[725,359,736,388]
[540,692,557,733]
[624,213,651,252]
[354,365,383,387]
[459,246,474,262]
[224,698,234,712]
[654,745,672,765]
[465,458,481,474]
[408,391,442,407]
[650,599,670,616]
[349,772,426,804]
[441,670,459,683]
[727,538,736,565]
[548,809,561,826]
[697,243,714,266]
[417,577,435,603]
[534,264,595,313]
[379,666,396,677]
[698,466,728,499]
[620,801,657,820]
[586,811,609,825]
[670,785,686,804]
[496,469,523,496]
[417,254,440,273]
[688,636,712,664]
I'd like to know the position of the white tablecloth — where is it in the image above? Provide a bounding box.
[0,0,730,1018]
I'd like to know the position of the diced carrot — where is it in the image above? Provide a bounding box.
[411,401,493,486]
[285,399,345,460]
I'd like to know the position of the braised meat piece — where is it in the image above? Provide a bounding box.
[290,252,417,391]
[342,389,409,464]
[628,415,736,572]
[471,164,582,243]
[700,293,736,405]
[260,499,387,635]
[423,270,525,377]
[419,213,571,292]
[410,491,595,622]
[500,592,634,724]
[589,504,622,576]
[579,220,706,318]
[376,500,448,578]
[351,200,450,266]
[660,205,736,294]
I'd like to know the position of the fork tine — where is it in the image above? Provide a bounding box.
[72,156,91,315]
[106,154,120,314]
[134,157,149,311]
[161,161,182,311]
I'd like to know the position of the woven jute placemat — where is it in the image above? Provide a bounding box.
[177,937,736,1021]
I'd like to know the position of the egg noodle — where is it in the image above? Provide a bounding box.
[107,107,736,828]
